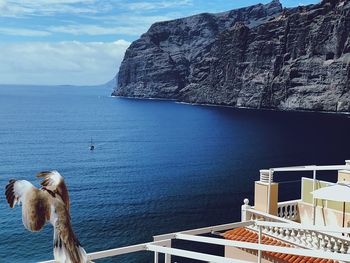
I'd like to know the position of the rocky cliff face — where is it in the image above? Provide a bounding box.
[114,0,350,113]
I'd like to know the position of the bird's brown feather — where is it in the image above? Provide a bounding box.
[5,179,16,208]
[5,175,86,262]
[26,190,51,231]
[5,180,51,232]
[37,171,70,211]
[54,200,83,263]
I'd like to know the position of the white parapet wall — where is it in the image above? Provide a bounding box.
[301,177,350,227]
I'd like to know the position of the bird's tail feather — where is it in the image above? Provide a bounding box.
[53,230,89,263]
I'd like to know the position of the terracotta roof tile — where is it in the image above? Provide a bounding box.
[223,227,338,263]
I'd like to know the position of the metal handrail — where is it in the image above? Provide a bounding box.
[271,165,350,172]
[39,217,350,263]
[39,221,254,263]
[175,233,350,261]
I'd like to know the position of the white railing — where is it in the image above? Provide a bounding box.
[277,199,300,221]
[176,232,350,261]
[38,217,350,263]
[39,221,254,263]
[39,162,350,263]
[255,221,350,254]
[246,208,350,255]
[262,161,350,216]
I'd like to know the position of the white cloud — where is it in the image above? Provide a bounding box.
[0,27,50,36]
[124,0,192,11]
[78,14,175,35]
[0,0,193,17]
[0,0,196,85]
[88,13,174,24]
[0,0,105,17]
[0,13,174,38]
[0,40,130,85]
[49,24,147,36]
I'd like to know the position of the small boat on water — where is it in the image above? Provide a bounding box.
[89,138,95,151]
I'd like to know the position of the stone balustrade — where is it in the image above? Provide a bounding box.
[277,200,300,221]
[243,199,350,255]
[255,224,350,254]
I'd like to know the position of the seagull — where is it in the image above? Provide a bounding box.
[5,171,88,263]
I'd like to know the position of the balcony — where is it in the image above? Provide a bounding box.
[243,199,350,255]
[40,162,350,262]
[40,217,350,263]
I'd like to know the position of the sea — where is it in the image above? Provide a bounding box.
[0,84,350,262]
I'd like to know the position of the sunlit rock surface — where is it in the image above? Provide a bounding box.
[114,0,350,113]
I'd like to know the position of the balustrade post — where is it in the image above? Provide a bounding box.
[293,204,298,220]
[311,232,319,249]
[296,229,301,242]
[163,240,171,263]
[320,235,326,251]
[258,225,262,263]
[340,242,346,254]
[285,229,291,241]
[278,228,285,239]
[346,242,350,254]
[241,198,251,222]
[334,240,340,253]
[306,231,313,248]
[290,229,296,242]
[278,207,282,218]
[301,230,307,246]
[154,252,159,263]
[284,206,289,219]
[326,236,332,252]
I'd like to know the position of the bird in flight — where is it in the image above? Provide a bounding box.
[5,171,89,263]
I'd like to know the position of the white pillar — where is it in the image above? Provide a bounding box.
[241,198,251,221]
[312,169,317,225]
[258,225,262,263]
[164,240,171,263]
[267,169,272,214]
[154,252,158,263]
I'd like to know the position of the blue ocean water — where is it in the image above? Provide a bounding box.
[0,85,350,262]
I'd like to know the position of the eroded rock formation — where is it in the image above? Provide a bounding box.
[114,0,350,113]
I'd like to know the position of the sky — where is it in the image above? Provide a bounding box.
[0,0,319,86]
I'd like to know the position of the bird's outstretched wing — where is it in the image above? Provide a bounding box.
[36,170,70,211]
[5,179,51,232]
[53,200,88,263]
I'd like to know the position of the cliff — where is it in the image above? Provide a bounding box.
[113,0,350,113]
